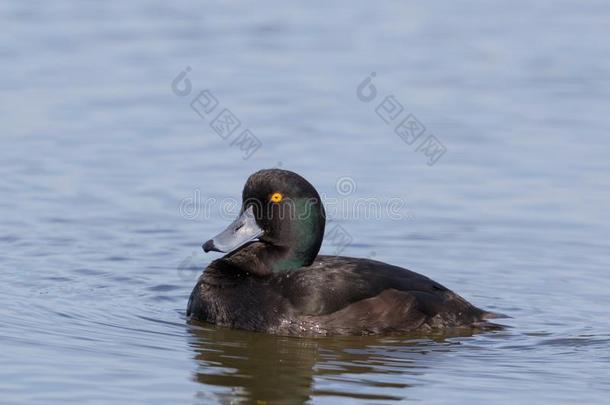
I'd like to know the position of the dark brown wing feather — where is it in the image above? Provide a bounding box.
[300,289,426,335]
[274,255,488,333]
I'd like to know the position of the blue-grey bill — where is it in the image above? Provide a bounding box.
[202,205,263,253]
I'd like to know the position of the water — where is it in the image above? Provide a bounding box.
[1,0,610,403]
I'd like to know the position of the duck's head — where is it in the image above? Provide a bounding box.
[203,169,326,273]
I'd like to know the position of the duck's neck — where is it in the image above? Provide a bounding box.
[225,242,314,277]
[271,203,324,272]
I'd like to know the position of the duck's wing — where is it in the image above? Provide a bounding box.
[277,256,488,327]
[301,288,428,334]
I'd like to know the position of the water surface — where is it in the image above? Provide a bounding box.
[1,0,610,403]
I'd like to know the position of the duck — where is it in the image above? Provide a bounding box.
[187,169,496,336]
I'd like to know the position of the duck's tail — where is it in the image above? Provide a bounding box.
[482,310,511,320]
[471,310,510,330]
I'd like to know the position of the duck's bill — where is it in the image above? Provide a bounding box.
[202,205,264,253]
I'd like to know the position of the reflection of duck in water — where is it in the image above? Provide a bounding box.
[188,169,499,336]
[188,324,478,403]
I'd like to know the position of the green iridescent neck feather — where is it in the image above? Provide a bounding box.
[272,198,324,272]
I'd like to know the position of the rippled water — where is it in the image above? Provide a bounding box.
[2,0,610,403]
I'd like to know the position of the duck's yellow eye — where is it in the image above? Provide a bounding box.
[270,192,283,203]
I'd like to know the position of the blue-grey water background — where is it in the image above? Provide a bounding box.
[1,1,610,403]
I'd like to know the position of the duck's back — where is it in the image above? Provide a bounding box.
[272,256,491,335]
